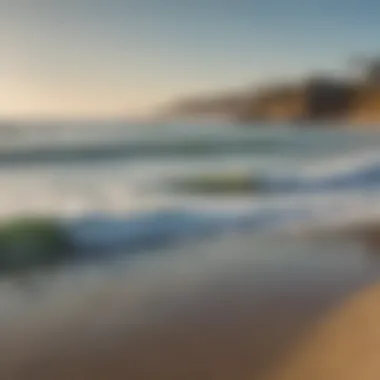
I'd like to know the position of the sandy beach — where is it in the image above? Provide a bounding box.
[0,232,377,379]
[266,280,380,380]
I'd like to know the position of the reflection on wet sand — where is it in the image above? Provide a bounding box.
[300,220,380,256]
[0,232,378,380]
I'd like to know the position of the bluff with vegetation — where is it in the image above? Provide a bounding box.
[167,59,380,125]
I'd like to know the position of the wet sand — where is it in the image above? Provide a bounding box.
[266,280,380,380]
[0,233,378,379]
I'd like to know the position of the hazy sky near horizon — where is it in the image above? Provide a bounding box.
[2,0,380,118]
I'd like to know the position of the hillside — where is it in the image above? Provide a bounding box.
[166,61,380,125]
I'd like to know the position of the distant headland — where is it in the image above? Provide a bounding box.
[164,58,380,126]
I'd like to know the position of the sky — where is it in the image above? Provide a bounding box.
[1,0,380,119]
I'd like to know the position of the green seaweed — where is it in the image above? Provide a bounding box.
[0,217,72,274]
[169,173,263,194]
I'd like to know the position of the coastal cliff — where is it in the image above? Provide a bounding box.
[167,60,380,125]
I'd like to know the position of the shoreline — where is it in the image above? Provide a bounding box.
[0,232,377,379]
[266,280,380,380]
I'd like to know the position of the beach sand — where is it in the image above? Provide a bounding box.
[0,233,378,380]
[265,281,380,380]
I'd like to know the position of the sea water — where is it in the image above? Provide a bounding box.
[0,121,380,378]
[1,122,380,229]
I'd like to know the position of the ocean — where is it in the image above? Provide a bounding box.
[2,121,380,239]
[1,121,380,379]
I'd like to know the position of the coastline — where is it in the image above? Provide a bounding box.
[266,281,380,380]
[0,232,377,379]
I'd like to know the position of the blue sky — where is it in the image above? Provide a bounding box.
[1,0,380,118]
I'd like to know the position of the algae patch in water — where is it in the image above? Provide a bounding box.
[0,218,73,274]
[168,173,263,194]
